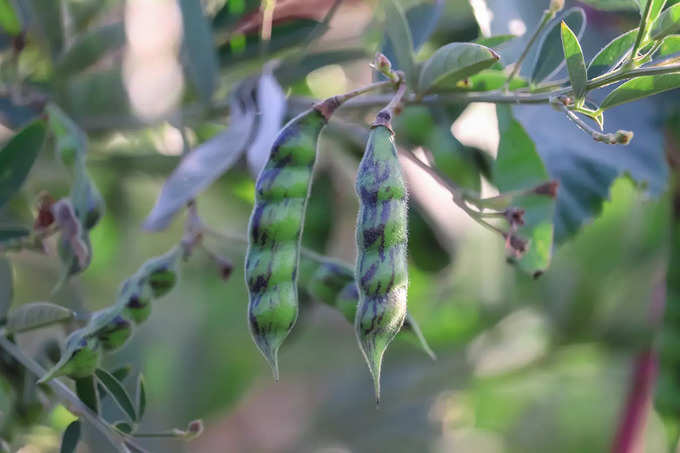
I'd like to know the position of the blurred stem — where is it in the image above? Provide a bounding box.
[504,7,555,90]
[0,334,144,452]
[627,0,654,67]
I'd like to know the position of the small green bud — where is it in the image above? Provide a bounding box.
[39,334,101,382]
[97,315,134,351]
[549,0,564,13]
[123,292,152,324]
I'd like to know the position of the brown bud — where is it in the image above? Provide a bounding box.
[532,181,559,198]
[615,130,634,145]
[504,207,525,227]
[504,233,528,258]
[374,53,392,74]
[33,191,55,231]
[214,255,233,281]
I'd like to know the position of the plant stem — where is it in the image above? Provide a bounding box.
[334,79,394,104]
[556,102,631,144]
[0,334,143,452]
[504,8,555,90]
[628,0,655,67]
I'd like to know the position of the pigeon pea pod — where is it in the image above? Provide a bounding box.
[354,111,409,402]
[245,98,343,380]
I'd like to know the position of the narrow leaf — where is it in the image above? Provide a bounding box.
[475,34,517,48]
[0,258,11,319]
[404,0,444,50]
[46,103,87,167]
[531,8,587,84]
[576,0,637,11]
[0,0,21,35]
[383,0,416,86]
[418,42,499,94]
[0,120,47,209]
[136,374,146,420]
[94,368,137,422]
[143,87,257,230]
[561,21,587,102]
[587,28,638,78]
[494,105,556,275]
[60,420,81,453]
[650,3,680,40]
[113,421,134,434]
[179,0,218,103]
[26,0,64,58]
[6,302,75,333]
[57,23,126,76]
[75,375,100,414]
[600,73,680,110]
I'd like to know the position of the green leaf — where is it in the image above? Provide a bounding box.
[143,85,257,230]
[600,73,680,110]
[213,0,259,32]
[531,8,586,84]
[75,375,100,414]
[60,420,81,453]
[561,21,587,102]
[494,105,555,276]
[0,258,11,319]
[576,0,637,10]
[650,2,680,40]
[113,421,134,434]
[56,23,126,76]
[657,34,680,57]
[638,0,667,24]
[458,69,527,91]
[417,42,499,94]
[26,0,64,58]
[0,225,30,244]
[179,0,218,103]
[136,374,146,420]
[94,368,137,422]
[0,0,21,35]
[6,302,75,333]
[383,0,416,87]
[587,28,638,79]
[46,103,87,167]
[0,120,47,209]
[475,34,517,48]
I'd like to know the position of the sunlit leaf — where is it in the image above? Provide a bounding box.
[6,302,74,333]
[144,85,257,230]
[0,120,46,209]
[587,29,637,79]
[60,420,81,453]
[650,2,680,40]
[657,34,680,57]
[94,368,137,422]
[418,43,499,94]
[600,73,680,110]
[531,8,586,84]
[0,0,21,35]
[561,22,587,102]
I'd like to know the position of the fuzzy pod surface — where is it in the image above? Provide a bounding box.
[354,114,408,402]
[39,333,101,382]
[245,99,341,379]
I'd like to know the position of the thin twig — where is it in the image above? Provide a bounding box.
[555,101,633,145]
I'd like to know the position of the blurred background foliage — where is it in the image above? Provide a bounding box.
[1,0,680,451]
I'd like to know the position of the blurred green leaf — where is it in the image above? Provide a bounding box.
[136,374,146,420]
[417,42,499,94]
[46,103,87,167]
[94,368,137,422]
[275,49,367,86]
[561,22,587,102]
[460,69,527,91]
[587,28,637,79]
[402,0,443,50]
[408,206,451,273]
[638,0,667,24]
[600,73,680,110]
[179,0,218,103]
[494,105,555,275]
[60,420,81,453]
[213,0,259,32]
[383,0,416,87]
[0,258,11,319]
[0,119,46,209]
[64,69,130,126]
[75,375,100,414]
[650,2,680,40]
[0,0,21,35]
[6,302,75,333]
[144,86,256,230]
[531,8,586,84]
[0,225,28,243]
[575,0,636,10]
[56,23,125,76]
[26,0,64,58]
[113,421,134,434]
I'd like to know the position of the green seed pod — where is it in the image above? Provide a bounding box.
[97,315,133,351]
[354,111,408,402]
[302,255,434,359]
[122,283,153,325]
[137,248,181,298]
[38,332,101,382]
[245,98,342,379]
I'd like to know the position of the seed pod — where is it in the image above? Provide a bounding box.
[121,281,153,325]
[137,248,181,298]
[39,332,101,382]
[302,255,434,359]
[97,315,133,351]
[245,98,342,379]
[354,111,408,402]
